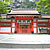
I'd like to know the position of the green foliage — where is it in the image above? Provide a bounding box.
[19,0,36,8]
[4,0,13,4]
[0,1,8,14]
[0,18,7,21]
[0,0,13,14]
[35,0,50,14]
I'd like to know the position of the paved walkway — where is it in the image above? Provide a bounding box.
[0,34,50,44]
[0,48,50,50]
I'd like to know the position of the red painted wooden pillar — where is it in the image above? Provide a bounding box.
[32,16,34,33]
[29,23,30,33]
[48,19,50,34]
[36,19,38,34]
[49,19,50,34]
[11,19,12,33]
[0,21,1,31]
[15,16,17,32]
[15,16,17,33]
[18,16,21,33]
[19,23,20,33]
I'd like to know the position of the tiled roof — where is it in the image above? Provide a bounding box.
[41,14,50,18]
[9,9,39,14]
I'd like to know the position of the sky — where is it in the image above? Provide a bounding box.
[29,0,35,1]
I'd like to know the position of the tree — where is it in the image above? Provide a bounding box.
[35,0,50,14]
[3,0,13,4]
[0,1,8,14]
[0,0,13,14]
[19,0,36,8]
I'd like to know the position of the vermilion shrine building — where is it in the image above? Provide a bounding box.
[0,9,50,34]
